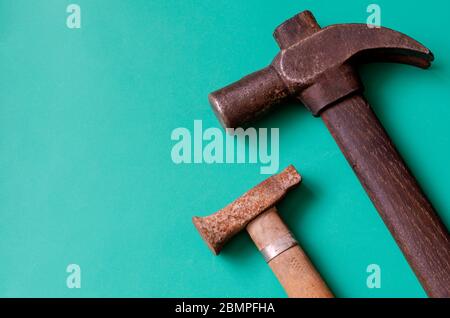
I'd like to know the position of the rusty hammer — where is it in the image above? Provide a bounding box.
[193,165,333,298]
[208,11,450,297]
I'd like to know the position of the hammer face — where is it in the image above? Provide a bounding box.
[208,66,289,129]
[193,165,301,254]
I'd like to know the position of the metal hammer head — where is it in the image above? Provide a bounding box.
[193,165,301,255]
[209,10,434,127]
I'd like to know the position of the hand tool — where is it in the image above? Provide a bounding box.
[208,10,450,297]
[193,165,333,298]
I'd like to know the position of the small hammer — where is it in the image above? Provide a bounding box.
[193,165,333,298]
[208,11,450,297]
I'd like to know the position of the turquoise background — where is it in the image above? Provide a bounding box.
[0,0,449,297]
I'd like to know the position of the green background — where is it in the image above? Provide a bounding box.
[0,0,449,297]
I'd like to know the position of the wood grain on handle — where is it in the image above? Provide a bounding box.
[321,94,450,297]
[246,207,333,298]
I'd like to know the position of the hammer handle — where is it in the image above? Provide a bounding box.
[321,94,450,297]
[246,207,333,298]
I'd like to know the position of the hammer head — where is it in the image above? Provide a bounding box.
[209,10,434,128]
[193,165,301,255]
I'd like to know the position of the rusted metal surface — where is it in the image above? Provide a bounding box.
[192,165,301,255]
[207,10,450,297]
[209,10,433,126]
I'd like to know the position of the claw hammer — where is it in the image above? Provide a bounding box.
[207,11,450,297]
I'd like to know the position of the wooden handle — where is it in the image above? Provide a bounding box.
[321,94,450,297]
[246,207,333,298]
